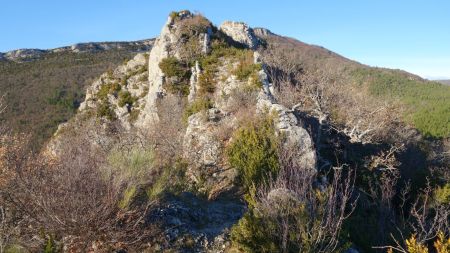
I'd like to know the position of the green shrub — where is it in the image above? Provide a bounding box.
[233,57,262,81]
[231,211,280,253]
[118,185,137,209]
[164,79,190,96]
[118,90,137,107]
[147,160,188,199]
[96,101,116,120]
[159,57,191,96]
[434,183,450,204]
[182,98,213,123]
[97,82,121,100]
[43,234,56,253]
[226,115,279,192]
[169,11,178,20]
[198,69,216,94]
[128,108,140,123]
[159,57,189,78]
[107,146,153,183]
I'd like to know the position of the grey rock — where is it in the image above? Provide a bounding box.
[219,21,260,49]
[148,192,245,252]
[253,27,275,37]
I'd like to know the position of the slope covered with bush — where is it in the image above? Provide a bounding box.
[0,11,448,253]
[0,47,151,150]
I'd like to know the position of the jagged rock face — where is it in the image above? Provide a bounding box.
[78,52,149,128]
[188,61,201,103]
[253,27,274,37]
[183,108,239,199]
[138,11,213,126]
[48,53,149,156]
[183,49,316,199]
[219,21,260,49]
[256,66,317,171]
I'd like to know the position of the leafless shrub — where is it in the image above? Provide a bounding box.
[259,43,303,108]
[372,179,450,252]
[226,86,259,123]
[408,182,449,242]
[147,95,186,166]
[0,122,161,251]
[366,163,449,252]
[252,143,358,253]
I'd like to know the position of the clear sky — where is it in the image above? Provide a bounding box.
[1,0,449,79]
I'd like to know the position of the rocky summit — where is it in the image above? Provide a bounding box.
[44,10,317,251]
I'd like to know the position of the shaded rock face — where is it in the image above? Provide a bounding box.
[183,108,239,199]
[219,21,260,49]
[148,192,245,252]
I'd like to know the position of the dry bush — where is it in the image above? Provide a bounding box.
[0,120,162,251]
[226,86,259,123]
[231,142,358,253]
[260,38,404,144]
[148,95,187,167]
[259,43,303,109]
[358,164,450,252]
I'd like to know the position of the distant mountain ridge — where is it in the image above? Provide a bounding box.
[0,39,154,62]
[437,79,450,85]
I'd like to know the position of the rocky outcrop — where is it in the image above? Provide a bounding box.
[188,61,201,103]
[179,14,317,199]
[183,47,316,199]
[219,21,260,49]
[78,52,149,128]
[256,63,317,171]
[49,11,317,250]
[1,39,154,62]
[253,27,275,37]
[137,10,213,126]
[183,108,239,199]
[253,51,316,170]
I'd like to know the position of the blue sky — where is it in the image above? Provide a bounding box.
[1,0,449,79]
